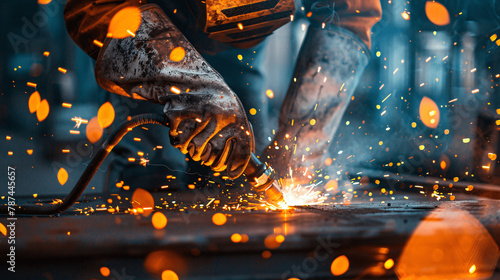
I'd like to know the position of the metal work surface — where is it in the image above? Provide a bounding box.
[2,195,499,280]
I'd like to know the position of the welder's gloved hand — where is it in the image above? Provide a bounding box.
[95,4,255,179]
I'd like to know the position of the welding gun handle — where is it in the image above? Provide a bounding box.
[245,153,276,193]
[245,153,266,179]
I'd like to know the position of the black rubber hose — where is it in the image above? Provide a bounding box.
[0,114,169,216]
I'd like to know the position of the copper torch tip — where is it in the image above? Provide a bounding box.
[264,181,287,209]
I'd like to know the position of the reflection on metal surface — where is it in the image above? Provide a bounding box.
[396,207,499,280]
[144,250,186,278]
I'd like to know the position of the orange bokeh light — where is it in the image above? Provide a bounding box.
[262,250,272,259]
[331,255,349,276]
[86,117,103,143]
[97,102,115,128]
[36,99,50,122]
[100,267,110,277]
[325,180,338,192]
[395,208,499,279]
[384,258,395,269]
[0,223,6,236]
[28,91,40,113]
[57,168,68,185]
[425,1,450,26]
[132,188,155,217]
[212,213,227,226]
[152,212,168,229]
[169,47,186,62]
[419,96,440,129]
[108,7,141,39]
[38,0,52,4]
[231,233,242,243]
[161,270,179,280]
[264,234,282,249]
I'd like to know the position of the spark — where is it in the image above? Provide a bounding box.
[277,169,327,206]
[170,86,181,94]
[401,11,410,20]
[382,93,391,103]
[126,30,136,37]
[139,157,149,166]
[71,116,88,129]
[93,40,103,47]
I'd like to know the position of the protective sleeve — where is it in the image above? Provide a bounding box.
[302,0,382,49]
[64,0,146,60]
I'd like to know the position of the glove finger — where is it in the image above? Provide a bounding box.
[208,124,252,178]
[225,125,253,179]
[211,138,234,172]
[168,115,209,154]
[226,137,252,179]
[188,120,218,161]
[200,131,229,168]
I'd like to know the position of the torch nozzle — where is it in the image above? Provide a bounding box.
[245,154,287,209]
[263,181,287,209]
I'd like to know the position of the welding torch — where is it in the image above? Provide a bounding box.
[0,113,285,216]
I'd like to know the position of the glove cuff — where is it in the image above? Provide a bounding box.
[95,4,228,103]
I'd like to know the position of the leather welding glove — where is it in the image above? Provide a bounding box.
[94,4,255,179]
[263,0,381,181]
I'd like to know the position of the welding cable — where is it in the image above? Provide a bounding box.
[0,114,169,216]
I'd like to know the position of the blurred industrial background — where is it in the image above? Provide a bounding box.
[0,1,500,279]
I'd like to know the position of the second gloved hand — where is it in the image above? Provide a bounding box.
[95,4,254,179]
